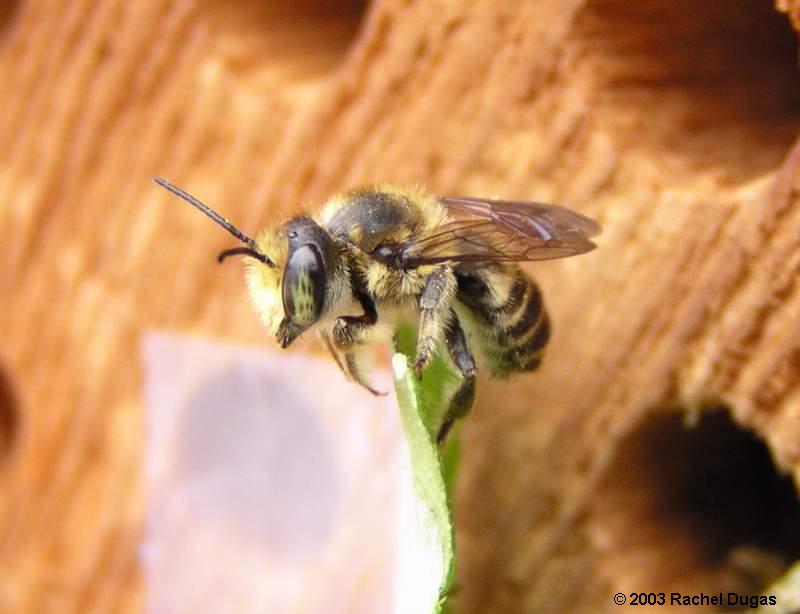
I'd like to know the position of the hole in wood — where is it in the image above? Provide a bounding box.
[0,1,20,36]
[0,363,19,459]
[591,409,800,596]
[572,0,800,182]
[200,0,369,86]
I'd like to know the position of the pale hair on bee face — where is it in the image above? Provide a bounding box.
[245,228,288,335]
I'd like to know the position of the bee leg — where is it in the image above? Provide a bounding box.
[330,290,385,396]
[414,266,457,377]
[344,351,386,396]
[437,312,477,445]
[331,276,379,349]
[331,322,385,396]
[319,330,347,376]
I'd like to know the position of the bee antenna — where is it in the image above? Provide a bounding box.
[153,177,275,267]
[217,246,272,264]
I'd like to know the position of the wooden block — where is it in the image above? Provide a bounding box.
[1,0,799,612]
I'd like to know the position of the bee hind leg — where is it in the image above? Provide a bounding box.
[437,312,477,445]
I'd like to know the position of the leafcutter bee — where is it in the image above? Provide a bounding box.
[154,178,600,442]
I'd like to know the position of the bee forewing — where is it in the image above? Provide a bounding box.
[439,196,601,240]
[395,196,600,267]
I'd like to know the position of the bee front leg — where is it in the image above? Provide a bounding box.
[330,291,385,396]
[343,351,386,396]
[332,321,385,396]
[319,330,346,376]
[414,266,457,376]
[437,311,477,444]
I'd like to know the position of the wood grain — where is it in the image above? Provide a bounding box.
[2,1,800,612]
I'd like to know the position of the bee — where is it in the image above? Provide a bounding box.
[154,178,600,443]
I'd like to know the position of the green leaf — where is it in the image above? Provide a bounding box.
[392,325,461,614]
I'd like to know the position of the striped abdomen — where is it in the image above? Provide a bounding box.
[455,266,550,377]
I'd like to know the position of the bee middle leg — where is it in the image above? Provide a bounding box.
[414,266,457,376]
[437,311,477,444]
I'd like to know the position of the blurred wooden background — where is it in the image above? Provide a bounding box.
[3,1,800,612]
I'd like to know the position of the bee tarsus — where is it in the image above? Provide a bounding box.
[344,352,386,397]
[438,313,477,444]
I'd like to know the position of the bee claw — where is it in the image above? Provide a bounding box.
[362,383,387,396]
[412,361,425,379]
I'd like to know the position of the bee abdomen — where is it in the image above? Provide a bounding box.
[456,268,550,377]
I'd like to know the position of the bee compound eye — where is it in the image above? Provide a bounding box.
[282,244,325,327]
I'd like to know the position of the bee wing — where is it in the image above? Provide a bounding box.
[399,196,601,267]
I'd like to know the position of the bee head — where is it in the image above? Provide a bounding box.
[277,217,335,347]
[246,217,335,348]
[152,178,334,349]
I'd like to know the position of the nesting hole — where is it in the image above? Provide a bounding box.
[592,409,800,597]
[0,364,19,460]
[572,0,800,181]
[0,1,20,37]
[200,0,369,86]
